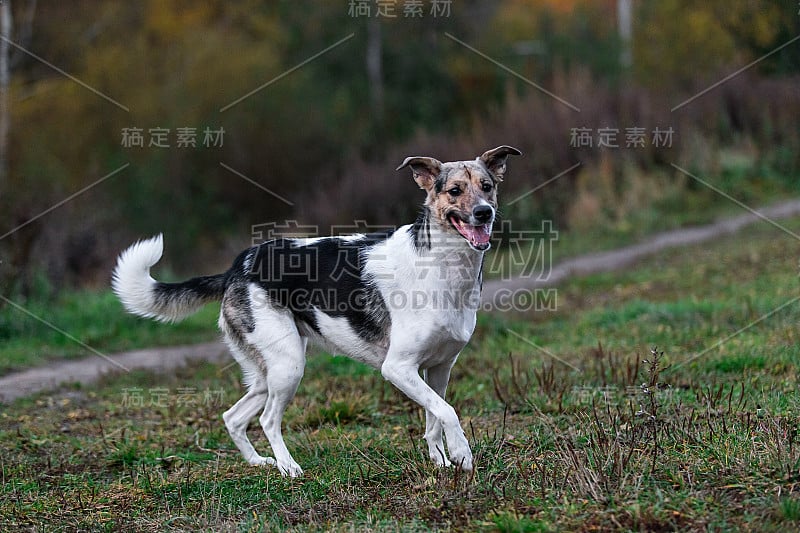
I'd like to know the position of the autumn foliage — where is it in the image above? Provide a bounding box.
[1,0,798,291]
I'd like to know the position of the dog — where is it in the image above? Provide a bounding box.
[112,145,521,477]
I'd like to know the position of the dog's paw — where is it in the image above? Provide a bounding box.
[447,446,473,472]
[452,453,473,472]
[444,429,473,471]
[277,460,304,478]
[247,455,276,467]
[429,445,452,467]
[432,455,452,468]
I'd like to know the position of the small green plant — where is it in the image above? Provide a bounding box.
[304,398,366,427]
[108,440,142,469]
[490,510,549,533]
[780,498,800,522]
[635,346,670,474]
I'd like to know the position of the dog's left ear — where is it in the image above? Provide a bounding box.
[396,156,443,191]
[479,145,522,181]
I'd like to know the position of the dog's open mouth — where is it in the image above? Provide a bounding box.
[448,215,492,251]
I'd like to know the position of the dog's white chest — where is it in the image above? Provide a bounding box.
[417,307,476,366]
[444,307,477,343]
[365,227,482,366]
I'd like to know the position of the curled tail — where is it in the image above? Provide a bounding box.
[112,234,227,322]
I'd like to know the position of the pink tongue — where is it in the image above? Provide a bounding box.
[453,219,491,246]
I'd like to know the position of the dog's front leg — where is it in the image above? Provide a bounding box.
[381,357,472,471]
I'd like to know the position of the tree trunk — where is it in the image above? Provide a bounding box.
[10,0,35,69]
[617,0,633,69]
[366,17,384,122]
[0,0,12,194]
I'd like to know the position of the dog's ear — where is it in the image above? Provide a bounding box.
[396,156,443,191]
[479,145,522,181]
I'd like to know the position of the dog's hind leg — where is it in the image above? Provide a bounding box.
[249,301,307,477]
[222,384,272,466]
[221,343,272,466]
[423,361,455,467]
[220,284,278,466]
[258,338,306,477]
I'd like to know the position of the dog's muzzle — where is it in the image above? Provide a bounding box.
[448,205,495,251]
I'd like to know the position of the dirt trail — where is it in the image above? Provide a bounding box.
[482,199,800,303]
[3,199,800,403]
[0,342,229,403]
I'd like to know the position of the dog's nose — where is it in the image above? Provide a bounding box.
[472,205,494,224]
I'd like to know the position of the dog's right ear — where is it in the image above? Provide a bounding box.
[396,156,443,191]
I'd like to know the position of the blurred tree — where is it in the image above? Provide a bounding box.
[1,0,798,291]
[488,0,621,85]
[634,0,793,88]
[0,0,31,194]
[366,16,384,125]
[0,0,11,192]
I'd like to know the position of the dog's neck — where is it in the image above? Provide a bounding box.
[410,206,485,289]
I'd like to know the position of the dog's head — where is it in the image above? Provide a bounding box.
[397,145,521,251]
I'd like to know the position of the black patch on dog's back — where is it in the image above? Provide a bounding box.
[240,231,394,342]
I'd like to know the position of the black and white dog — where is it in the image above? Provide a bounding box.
[112,146,521,477]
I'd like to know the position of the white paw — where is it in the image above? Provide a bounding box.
[247,455,276,467]
[429,445,452,467]
[444,429,473,471]
[447,444,473,471]
[432,455,453,468]
[277,460,304,478]
[450,453,473,471]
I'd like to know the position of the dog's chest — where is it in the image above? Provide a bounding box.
[366,228,482,362]
[414,305,476,358]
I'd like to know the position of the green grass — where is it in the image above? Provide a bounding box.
[0,290,220,375]
[1,217,799,530]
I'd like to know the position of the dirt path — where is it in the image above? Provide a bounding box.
[3,199,800,403]
[482,199,800,303]
[0,342,230,403]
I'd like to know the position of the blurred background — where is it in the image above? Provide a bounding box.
[0,0,799,295]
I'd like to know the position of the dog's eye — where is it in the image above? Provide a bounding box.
[481,182,493,192]
[448,187,461,196]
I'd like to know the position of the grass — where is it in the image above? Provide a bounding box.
[0,290,220,376]
[1,216,799,530]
